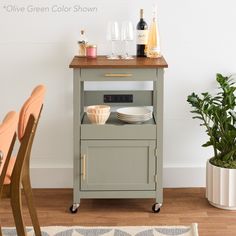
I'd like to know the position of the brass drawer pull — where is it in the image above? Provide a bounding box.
[105,73,133,77]
[82,154,86,180]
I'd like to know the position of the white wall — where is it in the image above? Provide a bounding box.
[0,0,236,187]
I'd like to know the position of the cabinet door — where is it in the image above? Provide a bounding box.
[81,140,156,191]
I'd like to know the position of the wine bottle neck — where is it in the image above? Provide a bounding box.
[152,5,158,20]
[140,9,144,20]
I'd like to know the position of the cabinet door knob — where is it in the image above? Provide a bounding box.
[104,73,133,77]
[82,154,86,180]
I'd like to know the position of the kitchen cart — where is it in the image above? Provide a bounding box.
[69,56,168,213]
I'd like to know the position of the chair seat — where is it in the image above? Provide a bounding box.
[3,157,16,185]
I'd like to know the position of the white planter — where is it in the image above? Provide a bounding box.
[206,160,236,210]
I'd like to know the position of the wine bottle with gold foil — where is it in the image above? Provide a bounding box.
[136,9,148,57]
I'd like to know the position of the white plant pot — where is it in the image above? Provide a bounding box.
[206,160,236,210]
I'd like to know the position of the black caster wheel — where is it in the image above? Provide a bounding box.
[152,203,161,213]
[69,203,80,214]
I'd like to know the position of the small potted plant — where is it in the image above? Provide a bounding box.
[187,74,236,210]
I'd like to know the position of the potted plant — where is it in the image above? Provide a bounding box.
[187,73,236,210]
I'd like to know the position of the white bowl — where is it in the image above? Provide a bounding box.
[87,105,111,114]
[87,112,110,125]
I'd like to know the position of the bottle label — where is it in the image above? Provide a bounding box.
[136,30,148,45]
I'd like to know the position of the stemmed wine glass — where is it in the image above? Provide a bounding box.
[106,21,120,60]
[121,21,134,60]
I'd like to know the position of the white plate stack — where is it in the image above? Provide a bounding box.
[117,107,152,123]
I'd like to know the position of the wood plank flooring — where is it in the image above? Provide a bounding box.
[1,188,236,236]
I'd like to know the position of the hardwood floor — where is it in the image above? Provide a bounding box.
[1,188,236,236]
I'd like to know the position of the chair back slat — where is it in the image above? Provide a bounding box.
[12,85,45,183]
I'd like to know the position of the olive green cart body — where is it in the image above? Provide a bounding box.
[69,56,168,213]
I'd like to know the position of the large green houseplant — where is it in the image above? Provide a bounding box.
[187,74,236,168]
[187,73,236,209]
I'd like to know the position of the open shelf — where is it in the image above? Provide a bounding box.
[81,112,156,140]
[82,112,156,125]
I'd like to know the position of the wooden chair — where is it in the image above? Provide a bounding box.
[0,85,46,236]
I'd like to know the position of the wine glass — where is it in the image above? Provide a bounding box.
[121,21,134,60]
[106,21,120,60]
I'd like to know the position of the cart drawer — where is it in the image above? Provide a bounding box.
[80,68,157,81]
